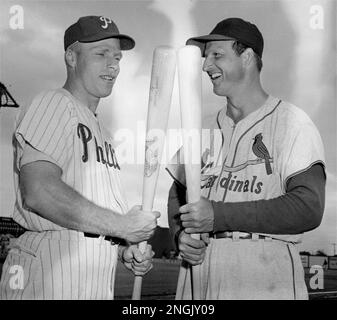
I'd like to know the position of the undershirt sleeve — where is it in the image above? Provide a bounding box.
[212,163,326,234]
[167,180,187,250]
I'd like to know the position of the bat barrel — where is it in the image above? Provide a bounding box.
[177,45,203,300]
[132,46,176,300]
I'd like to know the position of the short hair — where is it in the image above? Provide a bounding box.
[66,41,81,54]
[64,42,82,68]
[232,41,263,72]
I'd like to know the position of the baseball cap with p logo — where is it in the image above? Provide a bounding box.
[186,17,264,58]
[64,16,135,51]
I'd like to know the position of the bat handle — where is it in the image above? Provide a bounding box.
[190,233,202,300]
[176,234,202,300]
[131,240,147,300]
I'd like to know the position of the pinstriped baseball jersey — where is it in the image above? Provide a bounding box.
[0,88,128,299]
[13,88,128,231]
[200,95,325,242]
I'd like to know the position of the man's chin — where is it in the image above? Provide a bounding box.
[213,86,226,97]
[99,87,113,98]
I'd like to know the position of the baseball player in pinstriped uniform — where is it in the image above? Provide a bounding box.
[0,16,160,300]
[167,18,326,299]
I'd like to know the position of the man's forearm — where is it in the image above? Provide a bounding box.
[22,172,127,238]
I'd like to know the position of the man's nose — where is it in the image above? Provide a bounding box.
[202,56,213,72]
[108,62,119,73]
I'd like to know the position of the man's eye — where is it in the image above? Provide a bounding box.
[96,53,105,56]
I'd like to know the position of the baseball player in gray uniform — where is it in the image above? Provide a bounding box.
[0,16,160,300]
[167,18,326,300]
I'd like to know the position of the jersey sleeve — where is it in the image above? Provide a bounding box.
[21,142,58,167]
[278,120,325,188]
[15,90,76,171]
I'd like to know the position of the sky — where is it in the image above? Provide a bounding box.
[0,0,336,255]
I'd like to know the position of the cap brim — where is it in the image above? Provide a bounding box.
[186,34,235,56]
[80,33,135,50]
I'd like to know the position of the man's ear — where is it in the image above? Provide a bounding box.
[65,49,77,68]
[241,48,254,68]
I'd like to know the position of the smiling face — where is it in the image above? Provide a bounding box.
[203,40,245,97]
[72,38,122,99]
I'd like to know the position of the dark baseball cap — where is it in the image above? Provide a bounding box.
[64,16,135,51]
[186,18,264,58]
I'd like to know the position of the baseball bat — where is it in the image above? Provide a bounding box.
[177,45,202,300]
[132,46,176,300]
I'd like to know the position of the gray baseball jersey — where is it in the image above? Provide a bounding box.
[169,96,325,299]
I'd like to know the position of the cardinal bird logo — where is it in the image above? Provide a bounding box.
[252,133,272,175]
